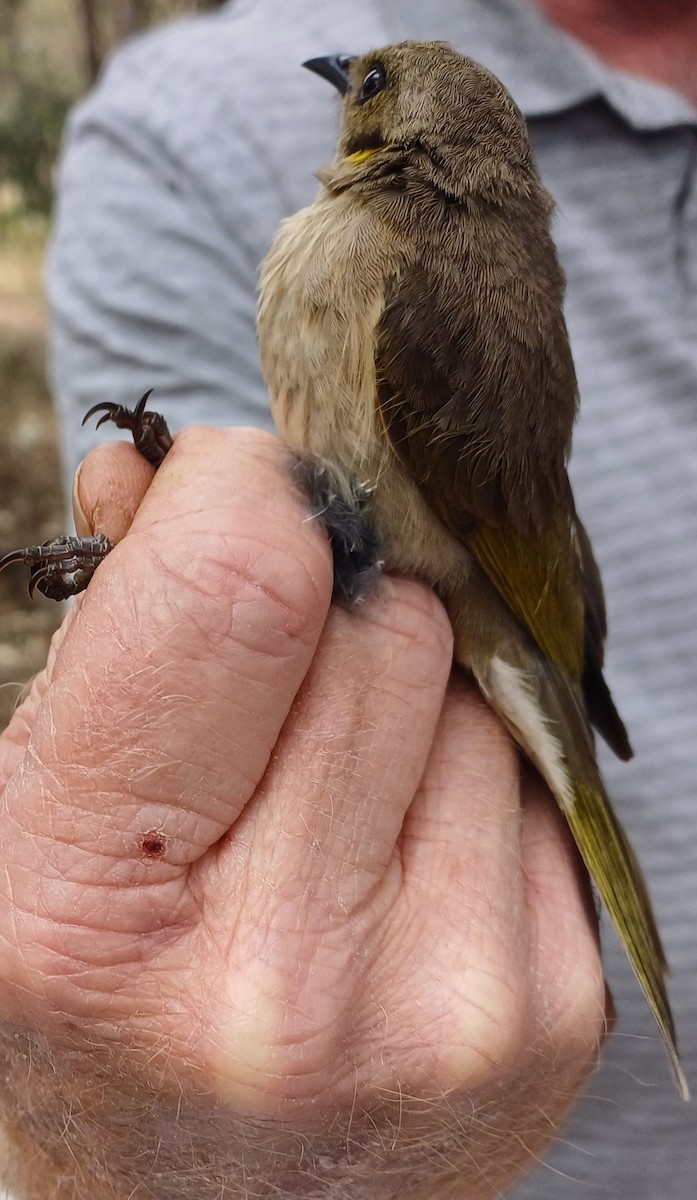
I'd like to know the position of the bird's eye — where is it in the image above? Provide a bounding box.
[359,63,387,103]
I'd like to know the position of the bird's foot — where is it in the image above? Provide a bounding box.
[82,387,173,467]
[0,534,113,601]
[1,389,171,600]
[294,458,383,605]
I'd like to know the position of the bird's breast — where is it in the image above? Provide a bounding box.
[257,191,466,584]
[259,192,393,467]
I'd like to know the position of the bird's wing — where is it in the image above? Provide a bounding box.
[375,264,585,682]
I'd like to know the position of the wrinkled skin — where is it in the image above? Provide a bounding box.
[0,429,607,1200]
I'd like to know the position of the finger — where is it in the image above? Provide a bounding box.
[1,429,334,937]
[389,676,529,1082]
[193,576,452,1105]
[3,441,155,767]
[519,770,606,1053]
[222,575,453,910]
[1,444,151,782]
[401,672,524,943]
[385,682,604,1092]
[73,442,156,542]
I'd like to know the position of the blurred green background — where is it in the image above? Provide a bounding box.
[0,0,223,729]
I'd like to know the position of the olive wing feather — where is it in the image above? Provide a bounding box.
[375,264,586,682]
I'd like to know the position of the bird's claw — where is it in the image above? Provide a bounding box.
[0,534,113,601]
[2,390,171,601]
[82,387,173,467]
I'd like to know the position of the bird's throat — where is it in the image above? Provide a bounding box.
[346,147,380,166]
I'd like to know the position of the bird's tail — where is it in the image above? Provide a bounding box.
[479,650,689,1100]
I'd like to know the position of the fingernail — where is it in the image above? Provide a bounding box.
[72,461,92,537]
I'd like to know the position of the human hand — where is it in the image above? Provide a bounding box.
[0,428,607,1200]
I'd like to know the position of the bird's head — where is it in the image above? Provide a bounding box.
[304,41,539,203]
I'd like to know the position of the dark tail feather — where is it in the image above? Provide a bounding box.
[583,662,633,761]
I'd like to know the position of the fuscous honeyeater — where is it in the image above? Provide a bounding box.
[256,40,688,1097]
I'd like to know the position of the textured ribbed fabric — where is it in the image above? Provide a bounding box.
[46,1,697,1195]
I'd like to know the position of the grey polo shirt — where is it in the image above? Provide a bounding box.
[46,1,697,1196]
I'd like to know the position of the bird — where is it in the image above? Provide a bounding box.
[256,39,687,1098]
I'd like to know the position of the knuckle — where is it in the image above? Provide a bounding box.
[438,956,530,1089]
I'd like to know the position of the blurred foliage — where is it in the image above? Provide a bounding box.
[0,75,74,213]
[0,0,226,214]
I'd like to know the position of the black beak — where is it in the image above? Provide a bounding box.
[302,54,355,96]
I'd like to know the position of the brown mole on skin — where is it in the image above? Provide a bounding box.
[140,831,167,859]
